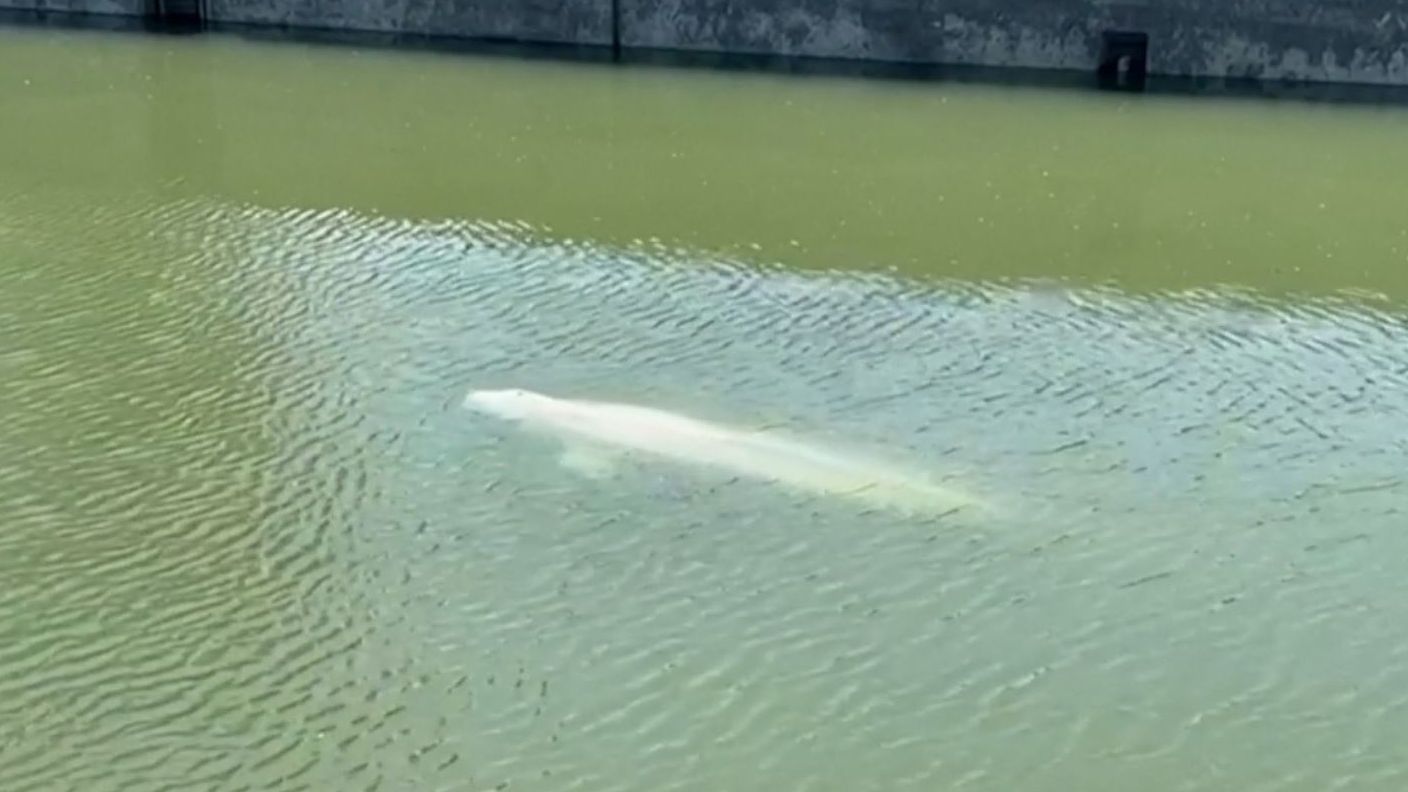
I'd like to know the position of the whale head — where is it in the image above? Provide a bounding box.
[463,388,552,422]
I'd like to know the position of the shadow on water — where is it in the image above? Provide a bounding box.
[5,7,1408,109]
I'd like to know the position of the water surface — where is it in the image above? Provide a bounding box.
[2,24,1408,792]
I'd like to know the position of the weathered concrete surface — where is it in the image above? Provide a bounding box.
[622,0,1408,85]
[0,0,615,45]
[2,0,1408,86]
[0,0,145,15]
[202,0,613,45]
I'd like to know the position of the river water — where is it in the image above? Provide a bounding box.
[2,22,1408,792]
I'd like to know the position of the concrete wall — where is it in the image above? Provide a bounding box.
[622,0,1408,85]
[0,0,145,15]
[2,0,1407,86]
[0,0,615,44]
[203,0,613,46]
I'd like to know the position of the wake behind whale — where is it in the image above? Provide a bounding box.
[464,388,985,517]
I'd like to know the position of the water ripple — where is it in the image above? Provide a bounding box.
[4,192,1408,791]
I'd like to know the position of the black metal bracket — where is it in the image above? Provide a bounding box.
[611,0,622,61]
[147,0,204,31]
[1098,30,1148,91]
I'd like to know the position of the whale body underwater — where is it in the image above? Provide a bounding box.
[463,388,985,516]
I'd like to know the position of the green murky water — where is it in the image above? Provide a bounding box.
[3,23,1408,792]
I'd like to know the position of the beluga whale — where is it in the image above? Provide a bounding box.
[464,388,985,517]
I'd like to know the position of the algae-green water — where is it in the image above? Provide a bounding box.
[3,23,1407,792]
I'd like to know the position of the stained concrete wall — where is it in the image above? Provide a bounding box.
[2,0,1407,86]
[0,0,614,44]
[622,0,1408,85]
[202,0,613,46]
[0,0,145,15]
